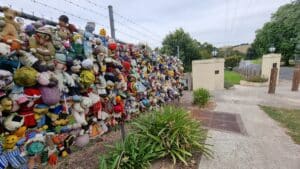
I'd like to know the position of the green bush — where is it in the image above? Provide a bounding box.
[99,134,159,169]
[193,88,211,107]
[246,76,268,83]
[100,106,212,168]
[132,106,212,165]
[225,55,242,69]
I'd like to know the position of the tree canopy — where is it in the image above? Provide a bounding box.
[160,28,214,72]
[250,1,300,65]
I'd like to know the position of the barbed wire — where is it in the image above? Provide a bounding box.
[83,0,161,39]
[62,0,161,43]
[30,0,109,29]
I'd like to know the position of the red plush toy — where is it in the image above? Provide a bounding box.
[18,88,42,127]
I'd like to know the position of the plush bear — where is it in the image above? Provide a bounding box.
[0,7,20,42]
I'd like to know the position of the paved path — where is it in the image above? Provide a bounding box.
[280,67,294,80]
[199,80,300,169]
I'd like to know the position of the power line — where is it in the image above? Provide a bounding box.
[62,0,109,20]
[114,12,161,39]
[114,18,161,42]
[30,0,157,46]
[30,0,109,29]
[63,0,161,43]
[83,0,161,39]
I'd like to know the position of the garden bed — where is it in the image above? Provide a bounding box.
[56,94,214,169]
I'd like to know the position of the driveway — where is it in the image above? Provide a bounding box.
[280,67,294,80]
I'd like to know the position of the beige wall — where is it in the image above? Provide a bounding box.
[192,58,224,91]
[261,54,281,82]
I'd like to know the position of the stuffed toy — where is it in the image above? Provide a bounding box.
[0,69,14,97]
[24,133,45,168]
[107,39,117,58]
[33,104,49,130]
[79,70,95,89]
[17,87,42,128]
[3,113,24,132]
[0,97,13,116]
[71,97,87,135]
[71,33,84,58]
[83,22,95,59]
[0,7,20,42]
[53,53,75,93]
[13,66,38,87]
[98,28,108,46]
[58,15,77,34]
[3,135,19,150]
[0,42,11,56]
[75,133,89,147]
[96,74,107,96]
[38,72,61,106]
[52,134,75,157]
[29,27,55,68]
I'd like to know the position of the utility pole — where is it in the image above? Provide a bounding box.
[108,5,125,141]
[108,5,116,39]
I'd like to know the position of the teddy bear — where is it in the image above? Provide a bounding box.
[0,7,20,42]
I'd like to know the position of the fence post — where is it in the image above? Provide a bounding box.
[268,63,278,94]
[291,64,300,91]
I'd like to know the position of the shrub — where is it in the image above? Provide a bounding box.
[246,76,268,83]
[131,106,212,165]
[99,106,212,168]
[193,88,211,107]
[99,134,159,169]
[225,55,242,69]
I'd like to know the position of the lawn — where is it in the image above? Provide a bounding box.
[260,106,300,144]
[251,58,262,64]
[224,70,243,88]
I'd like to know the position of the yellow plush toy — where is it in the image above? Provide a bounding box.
[99,28,106,36]
[3,135,19,150]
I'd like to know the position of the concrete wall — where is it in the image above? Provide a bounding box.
[192,58,224,91]
[261,54,281,82]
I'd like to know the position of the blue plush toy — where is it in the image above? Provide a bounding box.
[83,22,95,59]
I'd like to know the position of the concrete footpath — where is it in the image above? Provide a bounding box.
[199,80,300,169]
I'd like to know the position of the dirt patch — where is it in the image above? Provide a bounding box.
[150,152,202,169]
[56,129,122,169]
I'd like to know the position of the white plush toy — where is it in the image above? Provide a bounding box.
[72,101,87,126]
[0,42,10,56]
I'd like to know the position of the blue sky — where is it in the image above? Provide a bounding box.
[1,0,292,47]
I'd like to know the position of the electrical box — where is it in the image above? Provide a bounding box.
[192,58,224,91]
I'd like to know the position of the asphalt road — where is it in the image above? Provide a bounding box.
[280,67,294,80]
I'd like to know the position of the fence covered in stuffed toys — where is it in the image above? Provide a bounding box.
[0,6,184,168]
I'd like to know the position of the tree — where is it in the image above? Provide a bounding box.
[250,1,300,65]
[160,28,214,72]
